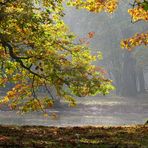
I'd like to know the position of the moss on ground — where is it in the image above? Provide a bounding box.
[0,125,147,147]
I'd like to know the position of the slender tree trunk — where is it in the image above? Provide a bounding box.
[137,66,145,93]
[113,72,122,95]
[121,51,137,97]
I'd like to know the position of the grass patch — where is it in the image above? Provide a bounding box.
[0,125,147,147]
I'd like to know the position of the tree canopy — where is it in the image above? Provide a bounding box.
[0,0,147,114]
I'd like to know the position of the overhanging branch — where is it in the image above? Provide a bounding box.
[1,41,43,78]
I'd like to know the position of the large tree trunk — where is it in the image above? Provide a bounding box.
[121,51,137,97]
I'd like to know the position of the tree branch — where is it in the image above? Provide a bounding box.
[31,75,46,113]
[43,81,55,100]
[1,41,44,78]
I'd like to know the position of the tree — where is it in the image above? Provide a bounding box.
[120,0,148,95]
[120,0,148,49]
[0,0,114,114]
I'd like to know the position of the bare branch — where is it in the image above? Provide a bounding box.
[43,81,55,100]
[31,75,46,113]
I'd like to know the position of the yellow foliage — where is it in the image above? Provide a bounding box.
[121,32,148,50]
[128,7,148,22]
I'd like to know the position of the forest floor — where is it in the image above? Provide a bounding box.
[0,125,147,148]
